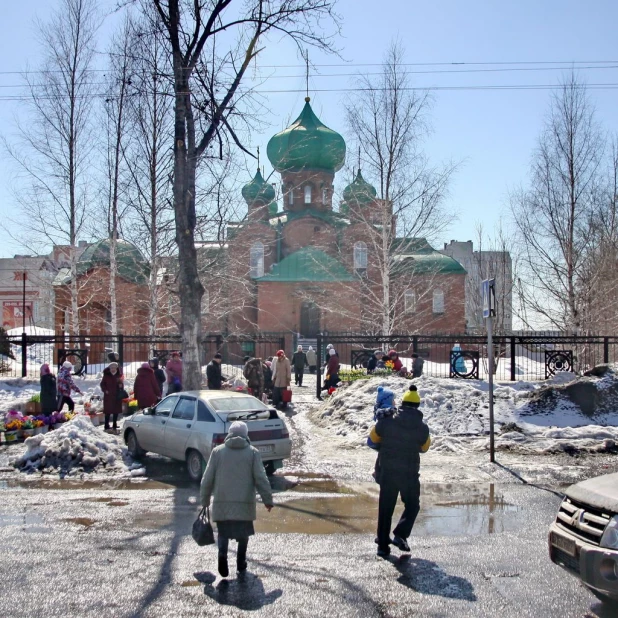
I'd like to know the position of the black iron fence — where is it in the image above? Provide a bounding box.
[1,332,293,380]
[315,333,618,398]
[3,331,617,387]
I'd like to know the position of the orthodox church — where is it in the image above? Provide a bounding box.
[201,97,466,338]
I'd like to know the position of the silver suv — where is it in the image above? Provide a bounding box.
[123,391,292,481]
[549,472,618,607]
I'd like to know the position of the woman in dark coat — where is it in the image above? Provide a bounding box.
[40,364,57,415]
[134,362,161,409]
[100,362,124,433]
[149,358,166,396]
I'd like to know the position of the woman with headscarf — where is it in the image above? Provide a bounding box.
[271,350,291,410]
[149,357,166,396]
[322,348,340,391]
[305,346,317,374]
[133,362,161,409]
[200,421,274,578]
[166,351,183,393]
[100,362,124,433]
[57,361,83,412]
[39,364,57,415]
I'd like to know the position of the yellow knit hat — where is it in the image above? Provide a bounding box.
[402,388,420,405]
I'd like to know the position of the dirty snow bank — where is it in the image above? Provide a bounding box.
[309,372,618,455]
[10,417,141,477]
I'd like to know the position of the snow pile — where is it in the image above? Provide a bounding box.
[11,416,130,475]
[309,373,618,454]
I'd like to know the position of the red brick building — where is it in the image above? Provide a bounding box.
[201,97,466,338]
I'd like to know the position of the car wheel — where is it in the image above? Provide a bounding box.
[126,430,146,459]
[186,449,205,483]
[264,461,276,477]
[588,587,618,607]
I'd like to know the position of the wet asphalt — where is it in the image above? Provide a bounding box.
[0,379,617,617]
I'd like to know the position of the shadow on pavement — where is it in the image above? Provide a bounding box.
[589,599,618,618]
[389,555,477,601]
[194,570,283,609]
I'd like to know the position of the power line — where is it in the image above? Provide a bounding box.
[0,82,617,102]
[1,63,617,89]
[1,59,617,75]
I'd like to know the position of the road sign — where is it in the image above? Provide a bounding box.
[481,278,496,319]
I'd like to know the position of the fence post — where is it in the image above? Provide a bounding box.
[21,332,27,378]
[316,333,322,400]
[510,336,516,382]
[604,337,609,364]
[117,334,124,370]
[412,335,418,354]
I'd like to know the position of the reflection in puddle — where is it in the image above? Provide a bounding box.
[0,512,50,534]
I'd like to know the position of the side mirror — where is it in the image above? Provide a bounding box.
[143,407,151,416]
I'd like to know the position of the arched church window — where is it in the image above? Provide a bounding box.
[322,187,328,203]
[250,242,264,278]
[353,241,368,269]
[288,188,294,205]
[404,290,416,313]
[433,289,445,314]
[304,185,312,204]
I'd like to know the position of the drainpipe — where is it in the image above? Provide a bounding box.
[276,219,283,263]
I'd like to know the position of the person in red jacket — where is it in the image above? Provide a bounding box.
[133,362,161,409]
[388,349,404,373]
[166,351,183,393]
[100,362,124,433]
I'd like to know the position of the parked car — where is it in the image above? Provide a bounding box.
[549,471,618,606]
[123,391,292,482]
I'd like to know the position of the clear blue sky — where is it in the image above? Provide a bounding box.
[0,0,616,257]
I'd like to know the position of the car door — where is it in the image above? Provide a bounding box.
[163,396,197,460]
[138,395,179,454]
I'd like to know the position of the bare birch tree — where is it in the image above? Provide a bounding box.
[4,0,99,336]
[102,19,133,336]
[146,0,340,389]
[344,42,458,334]
[511,73,605,332]
[122,14,175,336]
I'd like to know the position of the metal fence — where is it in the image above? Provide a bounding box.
[314,333,618,397]
[1,332,293,379]
[3,331,617,386]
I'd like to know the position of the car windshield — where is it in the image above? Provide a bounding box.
[208,396,268,412]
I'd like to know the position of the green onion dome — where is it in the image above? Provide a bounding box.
[77,239,149,284]
[343,169,377,205]
[242,169,276,204]
[267,98,346,173]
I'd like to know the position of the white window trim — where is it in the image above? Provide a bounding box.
[353,241,368,269]
[304,185,312,204]
[433,289,445,314]
[250,242,265,278]
[404,290,416,313]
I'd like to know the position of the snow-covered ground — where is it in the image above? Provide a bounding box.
[309,369,618,455]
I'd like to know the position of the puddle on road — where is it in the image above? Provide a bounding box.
[64,517,96,528]
[0,512,51,534]
[256,482,522,536]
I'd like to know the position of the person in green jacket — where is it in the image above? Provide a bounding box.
[200,421,274,577]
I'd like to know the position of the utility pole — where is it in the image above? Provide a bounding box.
[482,278,496,463]
[22,271,27,334]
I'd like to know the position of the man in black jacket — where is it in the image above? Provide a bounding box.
[206,354,224,390]
[369,385,430,557]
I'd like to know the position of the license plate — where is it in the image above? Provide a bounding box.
[258,445,274,454]
[551,532,576,557]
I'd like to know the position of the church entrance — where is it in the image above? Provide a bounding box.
[300,301,320,337]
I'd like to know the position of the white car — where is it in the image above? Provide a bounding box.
[123,391,292,481]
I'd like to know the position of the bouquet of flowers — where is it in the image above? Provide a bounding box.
[128,399,139,411]
[5,410,24,424]
[35,415,51,426]
[21,417,34,430]
[50,412,67,426]
[64,412,76,421]
[33,419,45,428]
[384,360,395,370]
[5,419,22,432]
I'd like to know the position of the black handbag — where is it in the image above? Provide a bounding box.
[192,507,215,546]
[116,388,129,401]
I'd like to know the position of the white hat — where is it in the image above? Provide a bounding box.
[308,346,313,351]
[62,361,73,369]
[326,344,333,350]
[329,348,336,356]
[228,421,248,438]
